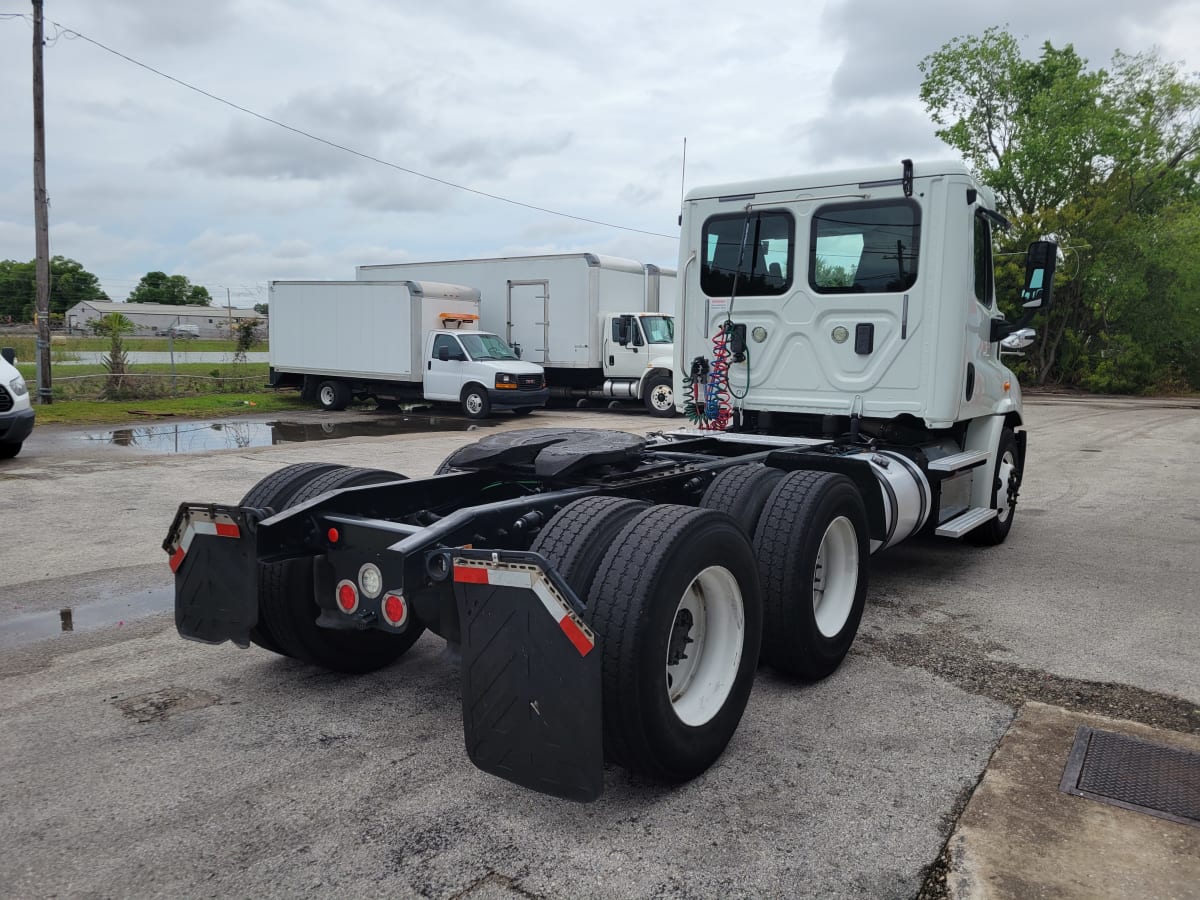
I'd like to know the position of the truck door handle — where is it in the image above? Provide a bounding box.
[608,355,614,366]
[427,361,431,370]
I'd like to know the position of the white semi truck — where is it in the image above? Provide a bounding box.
[357,253,679,416]
[268,280,548,418]
[167,160,1052,801]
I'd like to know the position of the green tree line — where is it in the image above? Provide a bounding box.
[921,26,1200,393]
[0,261,213,323]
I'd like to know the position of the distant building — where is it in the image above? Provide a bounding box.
[63,301,267,339]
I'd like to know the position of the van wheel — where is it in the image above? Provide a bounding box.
[968,429,1021,546]
[0,443,21,459]
[644,375,676,417]
[317,380,351,411]
[700,464,785,537]
[461,384,491,419]
[754,471,869,680]
[589,505,762,782]
[257,466,425,673]
[239,462,344,655]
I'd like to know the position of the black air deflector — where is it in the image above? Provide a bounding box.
[1059,726,1200,827]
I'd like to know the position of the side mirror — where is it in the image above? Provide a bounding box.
[437,346,450,362]
[1021,240,1057,311]
[1000,327,1036,351]
[991,240,1058,343]
[512,343,522,359]
[614,317,631,346]
[1,347,14,365]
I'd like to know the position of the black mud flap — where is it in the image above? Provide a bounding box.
[163,504,264,648]
[451,549,603,802]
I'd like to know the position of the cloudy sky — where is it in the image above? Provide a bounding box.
[1,0,1198,304]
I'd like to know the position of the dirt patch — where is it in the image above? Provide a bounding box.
[111,686,220,723]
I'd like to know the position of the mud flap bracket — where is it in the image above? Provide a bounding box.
[450,548,603,802]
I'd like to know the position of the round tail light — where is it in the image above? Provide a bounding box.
[381,593,407,627]
[336,580,359,614]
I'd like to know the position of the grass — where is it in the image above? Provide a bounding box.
[30,391,310,426]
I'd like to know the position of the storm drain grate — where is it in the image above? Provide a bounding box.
[1059,726,1200,827]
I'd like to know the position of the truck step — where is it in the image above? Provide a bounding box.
[928,449,989,473]
[935,506,998,538]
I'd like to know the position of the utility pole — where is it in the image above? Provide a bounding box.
[32,0,52,403]
[226,287,233,337]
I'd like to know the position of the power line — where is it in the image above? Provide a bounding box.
[5,14,678,241]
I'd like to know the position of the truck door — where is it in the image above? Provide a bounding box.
[603,314,645,378]
[507,281,548,364]
[425,333,467,401]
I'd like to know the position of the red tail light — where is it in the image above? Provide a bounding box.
[336,580,359,613]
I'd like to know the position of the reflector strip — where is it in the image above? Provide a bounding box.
[453,565,489,584]
[166,510,242,573]
[453,558,595,657]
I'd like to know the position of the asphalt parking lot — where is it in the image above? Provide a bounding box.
[1,397,1197,898]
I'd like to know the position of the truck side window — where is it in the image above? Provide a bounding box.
[974,213,994,307]
[701,210,794,297]
[432,334,461,361]
[809,199,921,294]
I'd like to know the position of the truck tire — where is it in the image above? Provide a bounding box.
[968,428,1020,546]
[754,471,869,680]
[589,505,763,782]
[0,443,21,459]
[643,375,677,418]
[317,379,351,411]
[700,464,785,537]
[529,496,650,602]
[461,384,491,420]
[239,462,346,655]
[257,466,425,673]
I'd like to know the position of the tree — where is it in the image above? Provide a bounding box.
[232,317,263,363]
[919,28,1200,391]
[0,256,107,322]
[253,302,269,316]
[90,312,136,398]
[127,271,212,306]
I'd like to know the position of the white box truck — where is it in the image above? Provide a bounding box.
[356,254,679,417]
[268,280,548,419]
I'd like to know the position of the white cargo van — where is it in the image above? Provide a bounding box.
[0,349,34,459]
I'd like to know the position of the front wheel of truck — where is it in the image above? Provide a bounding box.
[257,465,426,673]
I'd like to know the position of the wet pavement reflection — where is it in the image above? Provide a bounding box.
[0,587,173,648]
[79,415,494,453]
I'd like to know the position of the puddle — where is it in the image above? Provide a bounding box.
[78,415,493,453]
[0,586,173,648]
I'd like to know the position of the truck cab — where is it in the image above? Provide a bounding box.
[424,329,548,419]
[603,311,675,415]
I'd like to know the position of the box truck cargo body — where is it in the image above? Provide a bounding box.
[356,254,678,417]
[268,280,548,418]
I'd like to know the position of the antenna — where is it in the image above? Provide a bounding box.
[678,137,687,227]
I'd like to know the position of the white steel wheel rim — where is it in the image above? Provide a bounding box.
[650,384,674,411]
[319,385,336,406]
[996,451,1016,523]
[465,393,484,414]
[665,565,745,727]
[812,516,859,638]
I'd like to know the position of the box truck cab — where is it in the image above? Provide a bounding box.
[424,328,548,418]
[268,280,548,419]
